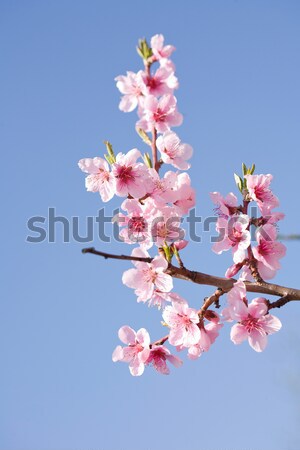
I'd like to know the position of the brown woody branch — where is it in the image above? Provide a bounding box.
[82,247,152,263]
[82,247,300,307]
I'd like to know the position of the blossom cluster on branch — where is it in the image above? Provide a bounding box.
[79,35,289,376]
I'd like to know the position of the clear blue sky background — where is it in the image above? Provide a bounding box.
[1,1,300,449]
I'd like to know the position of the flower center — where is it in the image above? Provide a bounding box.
[117,165,134,182]
[229,227,243,245]
[128,216,146,233]
[240,316,261,334]
[259,240,274,255]
[98,168,110,181]
[143,267,157,283]
[146,76,162,91]
[153,108,167,123]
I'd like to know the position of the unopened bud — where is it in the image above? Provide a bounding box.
[225,262,244,278]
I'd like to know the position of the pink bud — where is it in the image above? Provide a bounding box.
[204,310,220,323]
[225,262,243,279]
[174,239,189,250]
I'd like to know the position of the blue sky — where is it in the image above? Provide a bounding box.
[1,1,300,449]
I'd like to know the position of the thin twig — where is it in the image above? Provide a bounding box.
[82,247,152,263]
[267,296,292,310]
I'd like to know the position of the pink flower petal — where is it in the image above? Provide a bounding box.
[230,323,248,345]
[248,329,268,352]
[118,326,136,345]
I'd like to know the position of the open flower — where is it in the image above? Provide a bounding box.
[172,172,196,214]
[151,34,175,61]
[141,67,178,97]
[188,319,223,359]
[162,301,200,347]
[137,94,183,133]
[212,214,251,263]
[78,157,116,202]
[112,326,150,376]
[245,174,279,212]
[114,198,155,248]
[115,70,145,112]
[111,149,153,198]
[147,290,186,309]
[146,345,182,375]
[122,248,173,302]
[210,191,238,218]
[252,224,286,280]
[223,280,282,352]
[156,131,193,170]
[230,297,282,352]
[150,205,184,247]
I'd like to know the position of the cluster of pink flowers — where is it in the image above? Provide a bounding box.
[113,303,223,375]
[78,34,200,375]
[211,172,286,281]
[211,170,285,351]
[78,35,287,376]
[112,326,182,376]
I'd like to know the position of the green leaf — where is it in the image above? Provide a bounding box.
[136,38,153,60]
[104,154,113,165]
[104,140,116,163]
[136,127,152,146]
[162,243,172,263]
[242,163,247,176]
[143,153,153,168]
[234,173,243,193]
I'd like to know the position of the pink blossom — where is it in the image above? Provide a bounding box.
[146,169,177,204]
[188,320,223,359]
[171,172,196,214]
[172,239,189,251]
[222,279,247,321]
[230,297,282,352]
[141,67,178,97]
[225,262,245,279]
[245,174,279,212]
[252,224,286,280]
[154,170,195,210]
[111,149,153,198]
[137,94,183,133]
[122,248,173,302]
[112,326,150,376]
[238,266,253,282]
[147,290,186,309]
[222,280,282,352]
[212,214,251,263]
[260,207,285,224]
[146,345,182,375]
[150,205,184,247]
[150,34,175,61]
[162,301,200,347]
[159,58,176,72]
[114,198,155,248]
[210,192,238,218]
[115,71,145,112]
[78,157,115,202]
[156,131,193,170]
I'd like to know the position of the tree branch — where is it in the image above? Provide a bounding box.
[82,247,300,304]
[81,247,152,263]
